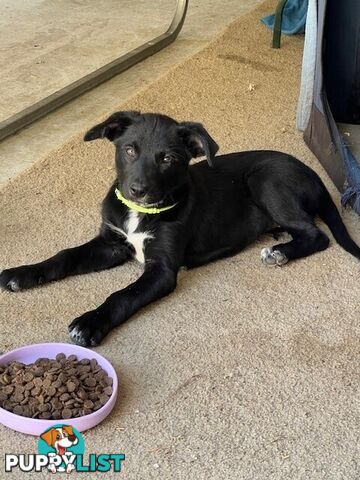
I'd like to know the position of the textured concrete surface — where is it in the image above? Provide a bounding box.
[1,1,360,478]
[0,0,262,186]
[0,0,175,121]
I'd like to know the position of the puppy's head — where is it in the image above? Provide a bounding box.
[84,111,219,206]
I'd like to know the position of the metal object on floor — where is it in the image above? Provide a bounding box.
[0,0,189,142]
[272,0,288,48]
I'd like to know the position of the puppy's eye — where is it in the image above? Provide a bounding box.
[125,146,136,158]
[161,154,173,165]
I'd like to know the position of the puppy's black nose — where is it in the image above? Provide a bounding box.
[129,183,147,199]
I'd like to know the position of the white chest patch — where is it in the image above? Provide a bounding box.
[106,211,153,263]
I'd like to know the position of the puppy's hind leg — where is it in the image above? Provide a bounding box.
[247,177,330,266]
[261,220,329,266]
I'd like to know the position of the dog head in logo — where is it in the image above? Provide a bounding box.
[40,425,78,456]
[39,425,81,473]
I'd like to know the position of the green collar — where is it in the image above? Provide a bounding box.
[115,188,177,214]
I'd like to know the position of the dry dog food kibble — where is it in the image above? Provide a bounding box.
[0,354,113,419]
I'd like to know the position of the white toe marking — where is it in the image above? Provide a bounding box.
[8,280,20,291]
[260,247,271,260]
[261,247,288,267]
[272,250,288,265]
[70,326,80,338]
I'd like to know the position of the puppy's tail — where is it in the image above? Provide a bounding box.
[319,189,360,259]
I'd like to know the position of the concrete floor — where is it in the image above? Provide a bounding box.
[0,0,262,186]
[0,0,178,121]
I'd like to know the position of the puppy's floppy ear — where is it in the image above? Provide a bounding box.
[40,428,57,446]
[84,110,140,142]
[63,425,74,436]
[177,121,219,167]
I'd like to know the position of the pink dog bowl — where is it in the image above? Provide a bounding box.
[0,343,118,436]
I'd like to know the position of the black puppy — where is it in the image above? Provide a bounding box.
[1,111,359,346]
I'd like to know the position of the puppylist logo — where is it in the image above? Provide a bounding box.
[5,424,125,473]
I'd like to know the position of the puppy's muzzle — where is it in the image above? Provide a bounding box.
[129,183,148,200]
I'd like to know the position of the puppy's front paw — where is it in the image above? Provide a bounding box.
[260,247,288,267]
[0,266,45,292]
[68,309,110,347]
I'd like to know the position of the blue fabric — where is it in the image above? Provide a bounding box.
[261,0,309,35]
[341,141,360,215]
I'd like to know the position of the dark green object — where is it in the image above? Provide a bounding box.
[272,0,288,48]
